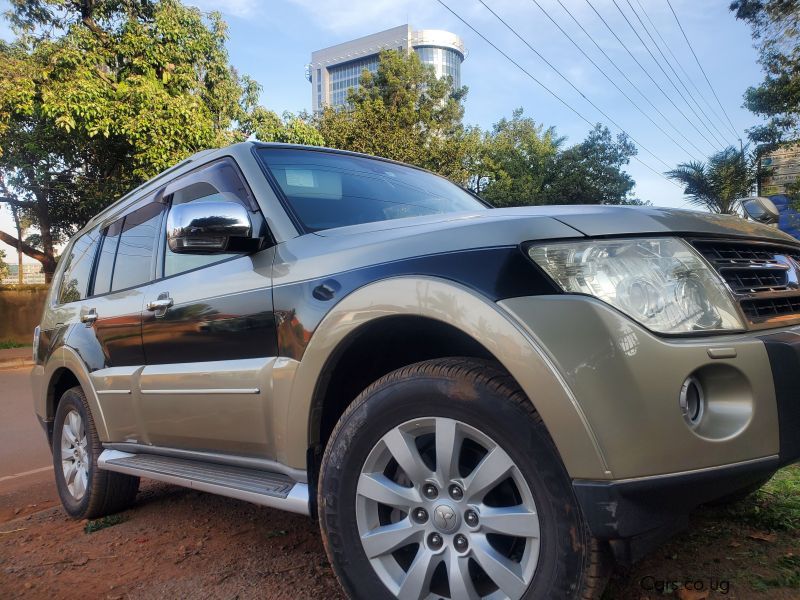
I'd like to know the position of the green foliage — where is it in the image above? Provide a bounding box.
[667,146,758,213]
[0,0,308,278]
[84,513,127,533]
[317,49,474,183]
[476,110,640,206]
[0,249,8,280]
[0,339,26,349]
[730,0,800,146]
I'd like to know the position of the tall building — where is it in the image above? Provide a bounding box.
[307,24,465,112]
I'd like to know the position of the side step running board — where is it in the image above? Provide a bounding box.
[98,450,310,515]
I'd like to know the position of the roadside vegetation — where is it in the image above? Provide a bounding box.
[0,340,26,350]
[605,464,800,598]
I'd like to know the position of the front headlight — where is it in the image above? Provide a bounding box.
[527,237,744,334]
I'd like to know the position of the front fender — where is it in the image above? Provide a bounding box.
[279,276,610,479]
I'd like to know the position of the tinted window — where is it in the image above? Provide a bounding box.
[58,228,101,304]
[92,220,122,296]
[257,148,486,232]
[111,203,163,291]
[163,160,250,277]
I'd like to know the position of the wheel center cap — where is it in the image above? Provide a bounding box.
[432,503,460,533]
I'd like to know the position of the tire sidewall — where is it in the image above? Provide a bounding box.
[319,368,590,600]
[52,388,96,518]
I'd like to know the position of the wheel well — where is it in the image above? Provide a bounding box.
[47,367,80,424]
[308,315,497,472]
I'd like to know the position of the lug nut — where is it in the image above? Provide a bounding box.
[454,534,469,553]
[449,484,463,501]
[412,507,428,523]
[427,532,443,550]
[422,483,439,500]
[464,510,479,527]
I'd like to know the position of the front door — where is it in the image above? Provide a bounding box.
[137,159,279,457]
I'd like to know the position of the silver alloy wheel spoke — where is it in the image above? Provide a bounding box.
[435,418,461,483]
[446,547,481,600]
[479,505,540,538]
[361,518,422,559]
[356,417,540,600]
[358,473,421,509]
[462,445,515,502]
[60,409,89,501]
[471,534,528,599]
[383,428,432,486]
[397,548,439,600]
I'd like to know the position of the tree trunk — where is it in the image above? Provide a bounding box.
[0,230,56,283]
[11,205,23,284]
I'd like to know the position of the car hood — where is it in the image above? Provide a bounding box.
[314,205,797,245]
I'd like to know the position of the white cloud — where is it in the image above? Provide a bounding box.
[286,0,438,36]
[186,0,261,18]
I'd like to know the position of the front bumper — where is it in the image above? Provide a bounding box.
[500,296,800,563]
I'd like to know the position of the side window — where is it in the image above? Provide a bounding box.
[58,227,101,304]
[110,203,164,292]
[92,219,122,296]
[163,159,251,278]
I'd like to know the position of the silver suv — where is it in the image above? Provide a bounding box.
[31,142,800,599]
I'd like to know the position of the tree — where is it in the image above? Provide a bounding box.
[666,146,758,214]
[0,0,314,281]
[317,49,474,183]
[0,248,8,281]
[730,0,800,146]
[476,110,640,206]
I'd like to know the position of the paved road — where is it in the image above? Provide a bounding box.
[0,367,52,478]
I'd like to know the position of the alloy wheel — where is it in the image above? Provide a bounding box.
[60,409,89,500]
[355,417,540,600]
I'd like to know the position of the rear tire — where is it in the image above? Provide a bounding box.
[53,385,139,519]
[318,358,610,600]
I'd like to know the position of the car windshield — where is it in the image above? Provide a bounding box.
[257,148,487,232]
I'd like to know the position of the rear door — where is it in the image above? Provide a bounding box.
[137,159,279,457]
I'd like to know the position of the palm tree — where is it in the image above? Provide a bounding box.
[666,146,757,214]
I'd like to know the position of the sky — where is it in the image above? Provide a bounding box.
[0,0,764,263]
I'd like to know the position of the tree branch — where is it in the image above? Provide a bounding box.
[0,229,49,264]
[0,196,36,209]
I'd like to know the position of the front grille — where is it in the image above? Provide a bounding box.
[692,239,800,327]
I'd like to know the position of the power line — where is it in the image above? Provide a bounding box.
[433,0,682,187]
[476,0,673,170]
[665,0,740,140]
[608,0,728,148]
[632,0,740,140]
[583,0,720,152]
[622,0,736,145]
[527,0,702,161]
[551,0,709,158]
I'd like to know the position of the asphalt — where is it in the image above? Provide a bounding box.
[0,367,54,495]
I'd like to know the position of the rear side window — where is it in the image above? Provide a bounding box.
[58,227,101,304]
[92,219,122,296]
[110,203,164,292]
[257,148,486,232]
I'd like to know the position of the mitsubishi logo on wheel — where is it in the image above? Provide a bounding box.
[433,505,459,532]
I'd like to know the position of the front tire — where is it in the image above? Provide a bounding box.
[318,358,609,600]
[53,385,139,519]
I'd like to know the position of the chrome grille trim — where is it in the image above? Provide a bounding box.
[691,239,800,330]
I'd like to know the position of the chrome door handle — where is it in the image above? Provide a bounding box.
[146,297,174,311]
[81,309,97,325]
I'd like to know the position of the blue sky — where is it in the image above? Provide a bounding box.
[0,0,764,262]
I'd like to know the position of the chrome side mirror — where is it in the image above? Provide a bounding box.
[167,200,253,254]
[740,196,780,225]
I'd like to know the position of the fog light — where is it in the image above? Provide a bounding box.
[680,375,705,427]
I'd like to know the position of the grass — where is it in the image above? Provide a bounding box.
[603,464,800,599]
[0,340,27,350]
[84,514,127,534]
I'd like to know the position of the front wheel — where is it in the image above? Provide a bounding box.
[318,358,609,600]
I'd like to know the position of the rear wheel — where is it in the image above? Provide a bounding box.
[318,358,609,600]
[53,386,139,519]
